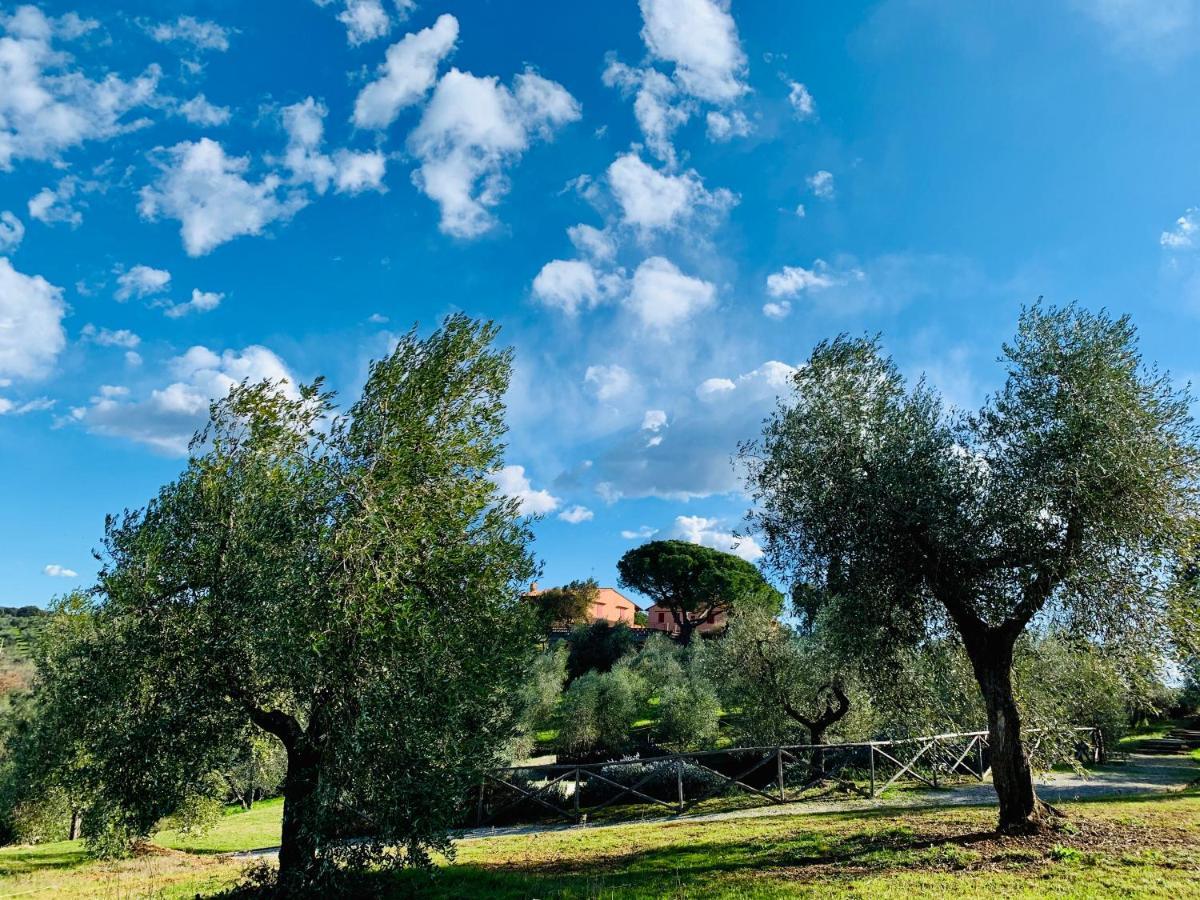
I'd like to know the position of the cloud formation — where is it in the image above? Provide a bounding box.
[0,257,66,381]
[353,14,459,129]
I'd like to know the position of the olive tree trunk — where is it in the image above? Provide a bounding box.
[277,739,323,890]
[967,637,1053,833]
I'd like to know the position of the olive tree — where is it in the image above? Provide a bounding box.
[741,304,1198,833]
[617,540,781,645]
[35,315,538,888]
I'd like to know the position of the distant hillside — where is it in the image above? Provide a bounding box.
[0,608,47,702]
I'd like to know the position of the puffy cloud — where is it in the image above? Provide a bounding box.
[807,169,835,199]
[139,138,306,256]
[409,67,580,237]
[0,8,160,170]
[164,288,224,318]
[607,153,733,232]
[115,264,171,302]
[281,98,388,196]
[788,81,815,119]
[696,377,735,399]
[43,564,78,578]
[585,364,634,402]
[558,504,594,524]
[533,259,602,315]
[705,109,750,140]
[568,223,616,262]
[602,60,690,164]
[626,256,715,331]
[493,464,560,515]
[0,257,66,381]
[668,515,762,562]
[145,15,231,51]
[0,211,23,251]
[71,344,296,454]
[697,361,797,403]
[638,0,748,104]
[765,259,864,299]
[178,94,231,127]
[1162,208,1199,248]
[27,177,85,226]
[81,324,140,348]
[642,409,668,431]
[353,14,459,129]
[338,0,391,44]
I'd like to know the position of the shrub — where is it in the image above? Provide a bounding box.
[556,667,645,757]
[565,621,637,681]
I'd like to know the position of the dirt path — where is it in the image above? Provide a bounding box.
[455,752,1199,842]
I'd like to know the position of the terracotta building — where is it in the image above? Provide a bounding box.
[644,603,729,637]
[526,583,640,628]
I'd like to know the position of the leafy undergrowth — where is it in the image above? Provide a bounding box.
[3,787,1200,897]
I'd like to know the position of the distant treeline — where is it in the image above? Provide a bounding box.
[0,607,45,618]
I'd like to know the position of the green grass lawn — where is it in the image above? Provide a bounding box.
[3,776,1199,897]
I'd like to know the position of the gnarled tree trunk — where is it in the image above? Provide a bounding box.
[277,738,323,890]
[968,636,1055,833]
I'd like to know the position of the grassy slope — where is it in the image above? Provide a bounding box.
[3,783,1199,898]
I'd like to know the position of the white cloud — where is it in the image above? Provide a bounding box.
[494,464,560,515]
[696,376,735,398]
[0,257,66,381]
[164,288,224,319]
[626,256,715,331]
[178,94,231,127]
[558,504,594,524]
[146,15,231,51]
[607,153,733,232]
[72,345,296,454]
[410,67,580,237]
[638,0,748,104]
[338,0,392,45]
[669,515,762,562]
[0,211,23,251]
[0,8,160,170]
[642,409,668,431]
[788,81,815,119]
[602,60,690,164]
[807,169,835,199]
[585,364,634,402]
[139,138,306,256]
[81,325,140,348]
[115,264,171,302]
[43,564,78,578]
[353,14,459,129]
[621,525,658,540]
[1074,0,1200,60]
[1162,208,1199,248]
[28,177,85,226]
[568,223,616,262]
[794,203,806,218]
[766,259,864,299]
[279,98,388,197]
[533,259,602,315]
[0,396,52,415]
[762,299,791,319]
[705,109,750,140]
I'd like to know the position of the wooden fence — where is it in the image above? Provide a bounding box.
[473,726,1103,827]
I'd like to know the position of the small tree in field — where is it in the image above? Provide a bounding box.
[34,315,538,889]
[617,540,781,644]
[741,304,1198,833]
[531,579,599,630]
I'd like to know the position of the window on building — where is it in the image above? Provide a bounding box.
[658,612,665,624]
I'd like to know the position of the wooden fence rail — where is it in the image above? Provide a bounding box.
[473,726,1102,827]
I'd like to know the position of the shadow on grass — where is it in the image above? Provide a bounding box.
[0,841,90,878]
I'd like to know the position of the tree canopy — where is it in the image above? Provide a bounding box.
[742,303,1199,832]
[617,540,781,644]
[33,315,539,890]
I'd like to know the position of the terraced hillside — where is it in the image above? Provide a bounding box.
[0,608,46,707]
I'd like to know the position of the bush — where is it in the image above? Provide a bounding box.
[656,677,721,750]
[556,666,645,757]
[565,621,637,681]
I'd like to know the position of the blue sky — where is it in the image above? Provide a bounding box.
[3,0,1200,608]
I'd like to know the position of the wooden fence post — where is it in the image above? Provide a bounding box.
[977,736,985,780]
[868,744,875,798]
[476,777,486,826]
[574,767,581,820]
[776,747,785,802]
[676,758,685,812]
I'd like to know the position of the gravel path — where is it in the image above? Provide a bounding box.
[455,752,1198,842]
